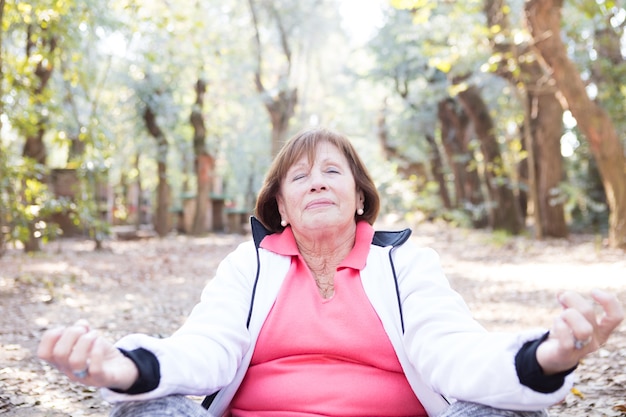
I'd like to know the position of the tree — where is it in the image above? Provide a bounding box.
[247,0,298,157]
[190,77,213,236]
[484,0,568,238]
[525,0,626,248]
[377,2,524,233]
[376,98,434,204]
[141,86,170,238]
[437,98,487,227]
[5,0,68,251]
[455,80,524,234]
[0,0,6,255]
[368,7,477,222]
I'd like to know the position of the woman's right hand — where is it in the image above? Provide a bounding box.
[37,320,139,391]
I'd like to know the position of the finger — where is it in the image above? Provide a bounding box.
[559,308,594,347]
[87,337,106,378]
[558,291,596,323]
[550,314,577,351]
[38,327,66,362]
[67,330,98,377]
[591,288,625,341]
[74,319,91,331]
[51,325,90,368]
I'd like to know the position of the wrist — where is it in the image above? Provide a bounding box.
[536,340,578,375]
[111,355,140,391]
[109,348,160,394]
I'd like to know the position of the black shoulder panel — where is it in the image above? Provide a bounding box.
[372,228,412,247]
[250,216,273,248]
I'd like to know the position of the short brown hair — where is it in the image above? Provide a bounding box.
[255,127,380,232]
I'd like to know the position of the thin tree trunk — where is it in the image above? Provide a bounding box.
[438,99,465,207]
[134,154,142,230]
[425,134,452,210]
[190,78,213,236]
[525,0,626,248]
[22,25,56,165]
[143,106,170,237]
[0,0,6,255]
[377,101,429,194]
[457,84,524,234]
[21,25,57,252]
[437,98,488,227]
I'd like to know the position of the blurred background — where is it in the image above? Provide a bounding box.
[1,0,625,253]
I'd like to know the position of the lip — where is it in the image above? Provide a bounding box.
[305,198,334,210]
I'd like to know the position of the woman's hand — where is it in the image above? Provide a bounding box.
[37,320,139,390]
[536,289,624,375]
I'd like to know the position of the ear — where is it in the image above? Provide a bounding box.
[276,194,287,222]
[357,190,365,209]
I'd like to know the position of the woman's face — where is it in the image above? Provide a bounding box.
[277,141,363,234]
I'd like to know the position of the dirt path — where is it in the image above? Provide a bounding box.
[1,222,625,416]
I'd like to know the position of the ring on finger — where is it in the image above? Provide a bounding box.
[574,336,592,350]
[72,367,89,379]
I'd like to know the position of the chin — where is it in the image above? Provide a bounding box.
[303,218,351,232]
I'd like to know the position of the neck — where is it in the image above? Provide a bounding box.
[293,223,356,275]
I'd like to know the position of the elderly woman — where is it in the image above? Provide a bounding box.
[38,127,623,417]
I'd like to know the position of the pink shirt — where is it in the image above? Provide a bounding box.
[229,222,426,417]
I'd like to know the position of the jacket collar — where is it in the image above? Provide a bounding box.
[249,216,411,249]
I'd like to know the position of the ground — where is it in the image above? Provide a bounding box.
[1,221,625,416]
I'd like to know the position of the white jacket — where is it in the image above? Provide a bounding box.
[102,222,572,417]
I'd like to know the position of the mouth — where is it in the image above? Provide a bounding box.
[305,199,334,210]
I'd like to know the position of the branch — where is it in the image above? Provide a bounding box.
[268,4,292,71]
[247,0,265,93]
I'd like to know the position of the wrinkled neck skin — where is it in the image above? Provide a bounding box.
[292,221,356,276]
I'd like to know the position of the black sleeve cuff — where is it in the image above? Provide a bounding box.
[515,332,577,393]
[109,348,161,395]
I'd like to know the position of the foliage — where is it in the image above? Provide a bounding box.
[0,0,624,246]
[562,1,626,146]
[0,154,66,251]
[561,136,609,234]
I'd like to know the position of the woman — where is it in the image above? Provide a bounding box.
[38,127,623,417]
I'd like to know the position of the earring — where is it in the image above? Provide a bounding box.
[357,208,364,216]
[280,219,288,227]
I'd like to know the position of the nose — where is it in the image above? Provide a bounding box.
[309,170,327,192]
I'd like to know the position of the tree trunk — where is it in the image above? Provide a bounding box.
[23,127,47,165]
[266,87,297,157]
[22,25,56,165]
[525,0,626,248]
[134,154,142,230]
[193,154,213,234]
[248,0,298,157]
[484,0,567,238]
[457,84,524,234]
[437,98,488,227]
[190,78,213,236]
[376,101,429,193]
[143,106,170,237]
[0,0,6,255]
[424,134,452,210]
[20,25,57,252]
[526,90,568,237]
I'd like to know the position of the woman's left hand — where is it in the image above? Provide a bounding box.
[536,288,624,375]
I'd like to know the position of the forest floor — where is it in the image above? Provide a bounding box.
[1,220,625,417]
